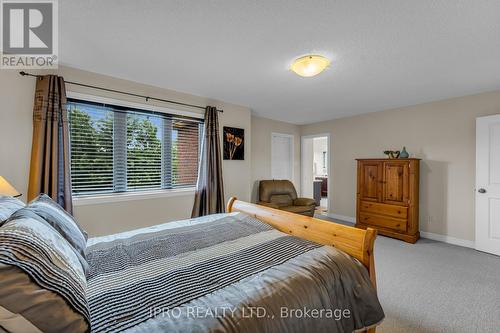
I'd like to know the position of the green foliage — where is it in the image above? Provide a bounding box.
[69,108,113,193]
[126,115,161,188]
[69,107,164,194]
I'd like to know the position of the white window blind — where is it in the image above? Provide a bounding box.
[67,99,203,196]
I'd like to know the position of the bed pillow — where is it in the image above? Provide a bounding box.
[0,196,24,225]
[0,216,90,333]
[10,207,89,275]
[23,194,88,256]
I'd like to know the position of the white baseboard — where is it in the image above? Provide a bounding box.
[326,213,356,224]
[419,231,475,248]
[325,213,475,249]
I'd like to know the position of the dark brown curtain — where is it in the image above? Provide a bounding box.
[27,75,73,214]
[191,106,225,217]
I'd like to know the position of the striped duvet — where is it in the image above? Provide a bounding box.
[86,212,384,333]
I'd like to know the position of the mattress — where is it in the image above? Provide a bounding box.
[86,212,384,333]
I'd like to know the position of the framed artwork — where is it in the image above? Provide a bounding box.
[223,126,244,160]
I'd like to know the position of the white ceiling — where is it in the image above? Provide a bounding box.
[60,1,500,124]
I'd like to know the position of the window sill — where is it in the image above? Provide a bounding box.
[73,188,196,206]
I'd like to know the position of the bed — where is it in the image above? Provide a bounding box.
[0,196,384,333]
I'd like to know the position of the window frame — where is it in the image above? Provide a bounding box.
[67,92,204,205]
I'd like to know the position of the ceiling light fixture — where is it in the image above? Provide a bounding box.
[290,55,330,77]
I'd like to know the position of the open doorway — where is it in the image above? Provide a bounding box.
[301,134,330,216]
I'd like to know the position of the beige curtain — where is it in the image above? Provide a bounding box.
[191,106,225,217]
[27,75,73,214]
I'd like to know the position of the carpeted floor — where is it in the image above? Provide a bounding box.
[315,215,500,333]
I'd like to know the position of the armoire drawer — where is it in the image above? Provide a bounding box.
[360,201,408,219]
[358,213,407,232]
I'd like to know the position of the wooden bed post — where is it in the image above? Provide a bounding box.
[363,227,377,289]
[226,196,237,213]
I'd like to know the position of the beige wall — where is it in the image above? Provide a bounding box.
[0,71,34,206]
[3,65,499,241]
[0,66,252,236]
[301,90,500,241]
[250,116,301,202]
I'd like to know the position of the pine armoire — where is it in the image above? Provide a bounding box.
[356,158,420,243]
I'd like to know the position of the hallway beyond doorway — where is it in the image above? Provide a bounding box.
[302,134,330,215]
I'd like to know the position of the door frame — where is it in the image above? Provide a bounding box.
[301,133,331,211]
[271,132,295,181]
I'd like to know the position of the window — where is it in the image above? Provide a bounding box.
[67,98,203,196]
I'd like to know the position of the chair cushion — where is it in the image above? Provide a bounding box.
[257,202,280,209]
[269,194,293,207]
[294,197,316,206]
[280,205,312,214]
[0,196,24,225]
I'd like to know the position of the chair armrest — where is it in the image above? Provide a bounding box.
[257,201,280,209]
[294,198,316,206]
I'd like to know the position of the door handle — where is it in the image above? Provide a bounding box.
[478,188,487,194]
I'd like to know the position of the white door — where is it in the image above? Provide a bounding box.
[476,114,500,256]
[271,133,293,180]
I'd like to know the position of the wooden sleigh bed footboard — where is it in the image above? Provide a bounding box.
[227,197,378,333]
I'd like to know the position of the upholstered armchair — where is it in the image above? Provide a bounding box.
[258,180,316,217]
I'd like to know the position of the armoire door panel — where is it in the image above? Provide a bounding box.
[383,162,409,206]
[359,162,382,202]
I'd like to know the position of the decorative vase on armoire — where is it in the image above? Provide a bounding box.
[400,147,409,158]
[355,158,420,243]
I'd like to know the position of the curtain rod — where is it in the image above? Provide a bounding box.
[19,71,223,113]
